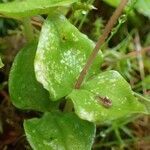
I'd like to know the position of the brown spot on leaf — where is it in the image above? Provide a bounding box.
[95,95,112,108]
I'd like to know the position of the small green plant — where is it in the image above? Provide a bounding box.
[0,0,150,149]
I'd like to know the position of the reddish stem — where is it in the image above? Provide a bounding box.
[75,0,129,89]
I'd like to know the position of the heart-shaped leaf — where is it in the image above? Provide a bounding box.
[34,13,103,101]
[9,42,52,112]
[0,0,77,18]
[0,57,3,68]
[68,70,147,123]
[24,112,95,150]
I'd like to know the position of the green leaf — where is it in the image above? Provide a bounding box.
[24,112,95,150]
[135,0,150,18]
[0,57,3,68]
[68,70,147,124]
[9,42,52,112]
[34,13,103,101]
[0,0,77,18]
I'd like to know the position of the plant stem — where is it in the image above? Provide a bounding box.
[78,0,95,30]
[63,100,73,112]
[75,0,129,89]
[114,128,124,146]
[125,46,150,58]
[134,32,146,95]
[23,18,34,43]
[93,135,150,148]
[134,92,150,102]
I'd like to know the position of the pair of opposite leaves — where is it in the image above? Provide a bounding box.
[9,13,147,123]
[9,13,148,150]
